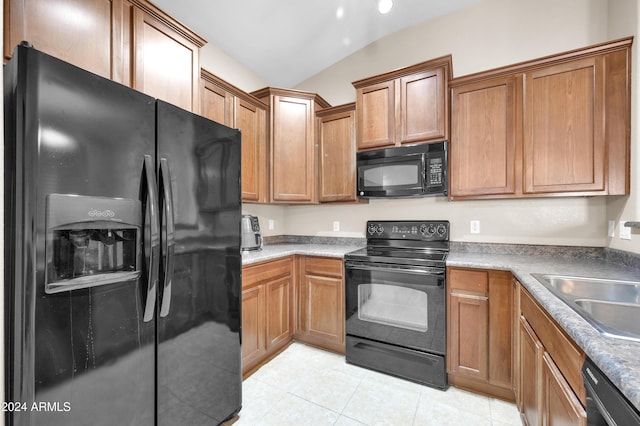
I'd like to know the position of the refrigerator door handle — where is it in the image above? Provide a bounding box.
[142,155,160,322]
[159,158,175,318]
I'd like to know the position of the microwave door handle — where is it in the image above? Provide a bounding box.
[159,158,175,318]
[421,155,427,189]
[142,155,160,323]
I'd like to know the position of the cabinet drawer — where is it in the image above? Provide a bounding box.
[520,288,585,404]
[301,256,343,278]
[448,268,489,293]
[243,257,293,289]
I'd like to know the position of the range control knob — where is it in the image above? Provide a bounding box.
[427,224,436,236]
[367,224,376,235]
[420,224,428,236]
[376,224,385,235]
[437,224,447,237]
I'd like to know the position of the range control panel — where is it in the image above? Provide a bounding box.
[366,220,449,241]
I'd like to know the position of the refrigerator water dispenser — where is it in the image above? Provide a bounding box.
[45,194,142,293]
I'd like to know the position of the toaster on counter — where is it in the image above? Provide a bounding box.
[241,215,262,251]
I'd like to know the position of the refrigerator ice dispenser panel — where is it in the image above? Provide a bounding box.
[45,194,142,293]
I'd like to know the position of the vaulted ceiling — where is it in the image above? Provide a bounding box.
[152,0,480,87]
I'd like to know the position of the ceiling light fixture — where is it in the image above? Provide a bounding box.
[336,6,345,19]
[378,0,393,14]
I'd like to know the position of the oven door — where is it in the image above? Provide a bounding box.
[345,261,445,354]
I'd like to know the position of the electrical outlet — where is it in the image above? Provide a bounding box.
[333,221,340,232]
[620,221,631,240]
[608,220,615,238]
[268,219,274,230]
[470,220,480,234]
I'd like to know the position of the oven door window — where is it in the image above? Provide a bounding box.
[358,283,428,332]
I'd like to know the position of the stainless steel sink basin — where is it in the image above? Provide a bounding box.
[530,274,640,342]
[534,275,640,303]
[573,299,640,337]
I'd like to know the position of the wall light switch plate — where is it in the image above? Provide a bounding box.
[608,220,615,238]
[333,221,340,232]
[470,220,480,234]
[620,221,631,240]
[268,219,274,230]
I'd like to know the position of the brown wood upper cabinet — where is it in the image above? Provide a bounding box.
[251,87,331,204]
[130,1,204,112]
[200,70,268,203]
[5,0,122,80]
[5,0,205,112]
[352,56,452,151]
[447,267,515,401]
[316,103,358,203]
[449,37,632,200]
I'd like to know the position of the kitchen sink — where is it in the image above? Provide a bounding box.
[573,299,640,337]
[530,274,640,342]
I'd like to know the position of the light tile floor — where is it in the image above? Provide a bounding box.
[236,343,522,425]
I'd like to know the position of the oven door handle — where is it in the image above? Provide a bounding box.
[345,262,445,277]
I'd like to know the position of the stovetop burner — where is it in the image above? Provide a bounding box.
[345,246,447,267]
[345,220,450,268]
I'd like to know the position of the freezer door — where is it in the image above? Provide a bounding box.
[4,45,157,425]
[156,101,242,425]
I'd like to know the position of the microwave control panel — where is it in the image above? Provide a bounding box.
[428,157,443,186]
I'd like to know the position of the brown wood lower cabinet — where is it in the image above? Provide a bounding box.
[519,317,544,426]
[517,283,586,426]
[295,256,345,354]
[241,255,345,377]
[241,256,294,378]
[446,267,515,400]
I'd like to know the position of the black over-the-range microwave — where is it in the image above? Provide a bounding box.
[356,141,448,198]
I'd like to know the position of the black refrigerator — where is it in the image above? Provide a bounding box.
[4,44,242,425]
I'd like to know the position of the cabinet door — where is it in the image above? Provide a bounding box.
[399,69,446,144]
[318,108,357,202]
[542,353,587,426]
[5,0,122,81]
[523,57,605,194]
[132,7,200,112]
[236,98,267,203]
[356,81,396,150]
[296,257,345,353]
[271,95,315,202]
[241,286,266,369]
[519,318,543,426]
[448,291,489,380]
[200,79,233,125]
[489,271,514,389]
[266,276,292,350]
[299,274,344,350]
[450,76,517,197]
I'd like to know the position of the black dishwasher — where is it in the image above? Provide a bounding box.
[582,357,640,425]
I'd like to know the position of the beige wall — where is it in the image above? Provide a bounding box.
[200,43,268,93]
[606,0,640,254]
[295,0,609,105]
[256,0,640,250]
